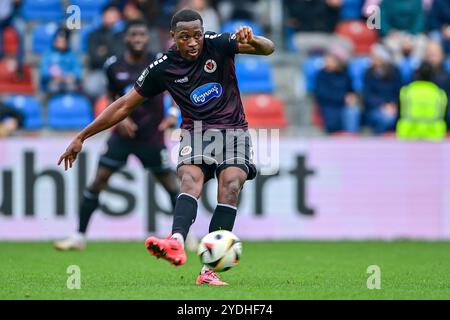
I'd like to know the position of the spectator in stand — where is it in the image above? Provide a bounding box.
[428,0,450,55]
[362,44,402,135]
[0,0,24,77]
[39,27,82,95]
[422,40,450,129]
[314,45,360,134]
[83,4,125,100]
[380,0,427,64]
[286,0,352,55]
[0,102,23,138]
[363,0,433,17]
[214,0,259,22]
[397,62,448,141]
[179,0,220,33]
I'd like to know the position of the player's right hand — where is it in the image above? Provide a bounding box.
[58,137,83,171]
[117,118,138,138]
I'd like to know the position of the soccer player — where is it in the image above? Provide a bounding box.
[57,9,275,285]
[54,20,188,251]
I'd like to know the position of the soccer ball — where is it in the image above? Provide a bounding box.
[197,230,242,272]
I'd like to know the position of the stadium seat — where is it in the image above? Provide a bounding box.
[70,0,110,22]
[0,62,35,94]
[284,27,299,52]
[32,22,59,55]
[445,58,450,73]
[235,57,274,93]
[3,95,43,130]
[348,56,371,92]
[21,0,64,22]
[47,94,93,129]
[243,94,287,128]
[3,26,20,56]
[221,20,264,36]
[340,0,364,20]
[335,20,378,55]
[302,55,324,93]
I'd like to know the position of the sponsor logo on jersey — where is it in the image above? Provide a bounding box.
[175,76,189,84]
[180,146,192,156]
[136,68,149,87]
[204,59,217,73]
[190,82,223,106]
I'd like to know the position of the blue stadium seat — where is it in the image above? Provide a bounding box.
[235,57,274,93]
[284,27,298,52]
[348,56,371,92]
[302,55,324,93]
[70,0,110,22]
[48,94,93,129]
[32,22,59,54]
[221,20,264,36]
[340,0,364,20]
[21,0,64,22]
[4,95,43,130]
[445,58,450,73]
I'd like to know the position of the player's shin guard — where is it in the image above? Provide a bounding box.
[209,204,237,232]
[78,189,100,234]
[171,193,198,240]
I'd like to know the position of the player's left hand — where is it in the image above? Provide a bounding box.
[235,26,255,45]
[158,115,177,131]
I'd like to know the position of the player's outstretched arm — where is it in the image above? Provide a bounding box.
[57,89,145,170]
[235,26,275,56]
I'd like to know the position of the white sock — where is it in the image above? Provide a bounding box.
[171,233,185,249]
[201,265,210,274]
[74,232,86,242]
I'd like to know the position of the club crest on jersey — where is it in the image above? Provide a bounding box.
[190,82,223,106]
[204,59,217,73]
[180,146,192,156]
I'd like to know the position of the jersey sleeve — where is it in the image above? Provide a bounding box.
[133,63,166,98]
[205,32,239,56]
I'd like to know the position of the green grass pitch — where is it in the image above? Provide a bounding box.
[1,241,450,300]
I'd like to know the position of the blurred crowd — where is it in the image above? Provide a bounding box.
[0,0,450,140]
[292,0,450,139]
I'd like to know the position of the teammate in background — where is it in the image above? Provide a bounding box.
[54,20,197,251]
[57,9,275,285]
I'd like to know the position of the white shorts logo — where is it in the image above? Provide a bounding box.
[204,59,217,73]
[180,146,193,156]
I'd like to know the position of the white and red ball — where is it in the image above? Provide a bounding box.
[197,230,242,272]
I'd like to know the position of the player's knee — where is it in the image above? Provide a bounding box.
[219,175,244,203]
[179,172,203,198]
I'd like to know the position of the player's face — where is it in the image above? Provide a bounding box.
[171,20,204,61]
[126,25,149,55]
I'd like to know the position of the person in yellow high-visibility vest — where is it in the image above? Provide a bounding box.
[397,62,448,140]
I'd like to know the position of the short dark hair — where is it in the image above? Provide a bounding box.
[414,62,434,82]
[171,9,203,31]
[102,3,120,15]
[125,20,148,33]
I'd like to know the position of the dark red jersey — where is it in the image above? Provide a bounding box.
[105,53,165,145]
[134,32,248,132]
